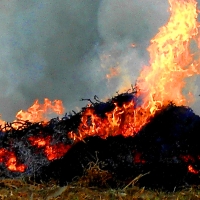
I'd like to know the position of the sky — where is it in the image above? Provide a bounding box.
[0,0,199,121]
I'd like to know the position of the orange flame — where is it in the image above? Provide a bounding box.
[28,136,70,161]
[68,0,200,141]
[0,98,65,130]
[0,0,198,140]
[106,66,120,80]
[188,165,199,174]
[73,99,150,140]
[0,0,200,173]
[137,0,199,113]
[16,98,64,122]
[0,149,26,172]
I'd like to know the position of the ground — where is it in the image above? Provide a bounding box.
[0,179,200,200]
[0,163,200,200]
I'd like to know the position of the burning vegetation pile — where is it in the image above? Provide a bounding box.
[33,99,200,191]
[0,0,200,192]
[0,91,200,191]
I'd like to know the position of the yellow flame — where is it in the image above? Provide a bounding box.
[137,0,199,114]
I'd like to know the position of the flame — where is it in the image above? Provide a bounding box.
[68,0,200,141]
[137,0,199,113]
[130,43,136,48]
[106,66,120,80]
[181,155,195,163]
[15,98,64,123]
[0,0,197,140]
[0,99,66,170]
[28,136,70,161]
[133,152,146,164]
[0,0,200,173]
[0,98,65,130]
[188,165,199,174]
[71,98,150,140]
[0,149,26,172]
[180,155,200,174]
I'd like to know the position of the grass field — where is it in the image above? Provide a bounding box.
[0,178,200,200]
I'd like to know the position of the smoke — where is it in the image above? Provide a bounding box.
[3,0,200,121]
[96,0,169,94]
[0,0,101,120]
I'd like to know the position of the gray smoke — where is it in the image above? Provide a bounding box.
[0,0,199,121]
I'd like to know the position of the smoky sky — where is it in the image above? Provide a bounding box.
[0,0,199,121]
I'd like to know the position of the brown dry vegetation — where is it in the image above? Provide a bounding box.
[0,163,200,200]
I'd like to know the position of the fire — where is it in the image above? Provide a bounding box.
[130,43,136,48]
[0,99,65,171]
[0,0,197,139]
[180,155,200,174]
[106,66,120,80]
[133,152,146,164]
[0,149,26,172]
[188,165,199,174]
[181,155,195,163]
[0,0,200,173]
[28,136,71,161]
[0,98,65,130]
[15,98,64,123]
[68,0,200,141]
[25,0,200,142]
[138,0,199,112]
[74,98,150,140]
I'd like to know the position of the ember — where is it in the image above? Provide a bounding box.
[0,0,200,192]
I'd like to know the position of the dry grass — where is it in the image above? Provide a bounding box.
[0,163,200,200]
[0,178,200,199]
